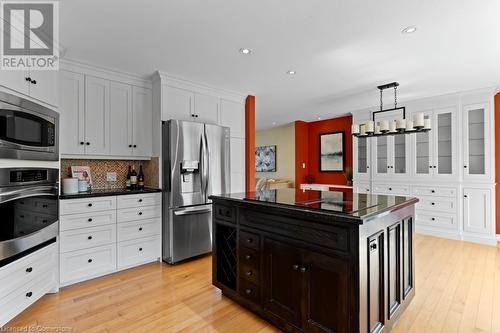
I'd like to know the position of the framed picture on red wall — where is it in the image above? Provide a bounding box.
[319,132,344,172]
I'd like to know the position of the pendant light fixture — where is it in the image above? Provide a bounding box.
[352,82,431,137]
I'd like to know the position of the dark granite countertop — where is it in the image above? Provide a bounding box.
[209,188,418,223]
[59,187,161,200]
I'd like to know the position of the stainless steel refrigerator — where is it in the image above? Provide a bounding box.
[162,120,230,264]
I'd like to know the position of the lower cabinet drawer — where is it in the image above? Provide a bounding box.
[416,211,457,230]
[238,278,260,304]
[239,230,260,251]
[60,244,117,285]
[60,224,116,253]
[60,196,117,215]
[412,185,457,198]
[117,205,161,223]
[117,235,161,269]
[60,210,116,231]
[117,218,161,242]
[416,196,457,213]
[0,270,55,327]
[372,184,410,196]
[0,242,56,303]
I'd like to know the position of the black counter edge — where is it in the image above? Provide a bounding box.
[59,188,162,200]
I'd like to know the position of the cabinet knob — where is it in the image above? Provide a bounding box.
[80,142,85,145]
[88,203,93,207]
[299,267,307,273]
[133,145,137,148]
[246,238,253,243]
[431,202,435,205]
[464,195,468,198]
[245,254,252,260]
[138,199,143,202]
[88,236,93,240]
[292,264,299,271]
[429,165,432,169]
[433,166,437,168]
[370,243,377,250]
[31,80,37,85]
[86,142,90,145]
[464,165,467,168]
[88,259,93,263]
[389,188,392,191]
[88,218,93,222]
[138,211,143,215]
[26,292,33,298]
[26,267,33,273]
[195,115,199,118]
[245,288,252,295]
[139,248,143,251]
[431,190,435,193]
[191,114,195,117]
[431,217,436,221]
[139,227,143,231]
[246,271,253,276]
[129,145,132,148]
[25,77,31,82]
[366,165,370,169]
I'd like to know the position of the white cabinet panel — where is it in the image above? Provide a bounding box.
[194,93,218,124]
[117,235,161,269]
[109,82,133,156]
[85,76,110,155]
[0,70,29,96]
[60,210,116,231]
[372,183,410,196]
[117,193,161,209]
[117,218,161,242]
[60,244,116,285]
[463,104,491,182]
[416,211,457,230]
[463,188,491,235]
[220,99,245,138]
[60,224,117,253]
[163,85,193,121]
[411,185,457,197]
[117,205,161,223]
[132,86,153,157]
[29,70,58,106]
[59,71,85,155]
[60,196,116,215]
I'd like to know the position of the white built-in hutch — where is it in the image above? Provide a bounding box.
[353,88,497,245]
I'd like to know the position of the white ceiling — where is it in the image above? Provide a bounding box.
[60,0,500,129]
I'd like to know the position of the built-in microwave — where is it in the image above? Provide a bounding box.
[0,91,58,161]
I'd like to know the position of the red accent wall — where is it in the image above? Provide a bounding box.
[495,93,500,234]
[245,96,256,192]
[295,115,353,185]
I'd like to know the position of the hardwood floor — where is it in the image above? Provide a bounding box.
[6,234,500,333]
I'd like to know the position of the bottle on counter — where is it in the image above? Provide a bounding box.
[126,165,132,190]
[130,166,137,190]
[138,164,145,190]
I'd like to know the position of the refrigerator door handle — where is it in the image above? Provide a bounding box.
[174,206,212,216]
[204,130,210,199]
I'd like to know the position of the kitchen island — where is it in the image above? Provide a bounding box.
[210,188,418,333]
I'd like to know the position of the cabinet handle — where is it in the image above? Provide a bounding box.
[133,145,137,148]
[86,142,90,145]
[26,267,33,273]
[245,254,252,260]
[25,77,31,82]
[138,211,143,215]
[246,271,253,276]
[88,236,93,240]
[31,80,37,85]
[429,165,432,169]
[464,165,467,168]
[366,165,369,169]
[245,288,252,295]
[433,166,437,168]
[139,248,143,251]
[431,202,435,205]
[292,264,299,271]
[26,292,33,298]
[138,199,143,202]
[80,142,85,145]
[129,145,132,148]
[88,203,93,207]
[88,218,93,222]
[431,217,436,221]
[299,267,307,273]
[246,238,253,243]
[139,227,143,231]
[88,259,93,263]
[370,243,377,251]
[389,188,392,191]
[431,190,435,193]
[195,115,199,118]
[464,195,468,198]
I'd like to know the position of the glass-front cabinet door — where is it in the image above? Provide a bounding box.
[353,136,370,180]
[463,103,490,181]
[373,132,409,178]
[375,135,389,176]
[393,134,408,175]
[434,108,455,178]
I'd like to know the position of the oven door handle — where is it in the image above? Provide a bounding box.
[0,185,58,203]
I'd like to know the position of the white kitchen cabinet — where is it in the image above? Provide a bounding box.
[163,85,194,121]
[463,103,491,182]
[353,136,370,180]
[373,134,409,178]
[110,82,133,156]
[220,99,245,138]
[412,108,456,180]
[230,137,245,193]
[463,187,492,236]
[59,70,85,155]
[353,181,371,193]
[85,76,110,155]
[132,86,153,157]
[0,70,30,96]
[29,70,58,106]
[194,92,219,124]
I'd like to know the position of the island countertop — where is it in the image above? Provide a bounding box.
[209,188,418,223]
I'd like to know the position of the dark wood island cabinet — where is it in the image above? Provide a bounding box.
[210,189,418,333]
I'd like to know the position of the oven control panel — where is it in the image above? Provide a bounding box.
[10,169,48,183]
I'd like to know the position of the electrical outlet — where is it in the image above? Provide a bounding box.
[106,172,117,182]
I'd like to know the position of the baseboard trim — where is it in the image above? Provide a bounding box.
[416,228,498,246]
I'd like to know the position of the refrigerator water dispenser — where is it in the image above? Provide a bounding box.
[181,160,200,193]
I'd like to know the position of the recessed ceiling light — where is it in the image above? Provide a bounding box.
[402,26,417,34]
[286,70,296,75]
[272,122,277,126]
[239,48,252,55]
[317,117,322,120]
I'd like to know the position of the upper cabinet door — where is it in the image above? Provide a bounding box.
[194,93,218,124]
[353,136,370,180]
[434,108,456,179]
[28,70,58,106]
[0,70,30,97]
[59,70,85,155]
[109,82,133,157]
[463,103,491,182]
[220,99,245,138]
[374,135,390,177]
[85,76,110,155]
[392,134,409,177]
[162,86,193,121]
[412,111,433,178]
[132,86,153,157]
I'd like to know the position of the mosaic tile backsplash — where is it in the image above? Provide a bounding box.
[61,157,160,190]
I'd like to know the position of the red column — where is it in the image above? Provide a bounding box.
[245,96,256,192]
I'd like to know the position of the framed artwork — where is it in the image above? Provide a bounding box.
[319,132,344,172]
[255,145,276,172]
